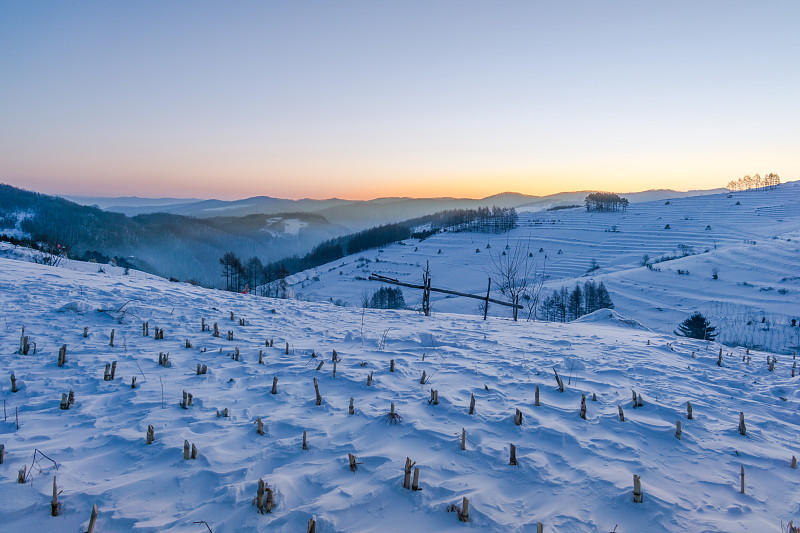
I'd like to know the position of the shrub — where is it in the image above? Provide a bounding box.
[675,312,717,340]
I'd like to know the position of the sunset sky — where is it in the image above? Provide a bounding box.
[1,1,798,200]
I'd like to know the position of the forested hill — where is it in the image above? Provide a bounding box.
[0,184,344,284]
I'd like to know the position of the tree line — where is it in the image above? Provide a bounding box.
[726,173,780,192]
[539,281,613,322]
[585,192,629,212]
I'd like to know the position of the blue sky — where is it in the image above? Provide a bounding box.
[1,1,798,199]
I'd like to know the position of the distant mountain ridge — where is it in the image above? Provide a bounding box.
[67,187,727,232]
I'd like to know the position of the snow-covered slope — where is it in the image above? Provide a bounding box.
[289,183,800,353]
[1,257,798,532]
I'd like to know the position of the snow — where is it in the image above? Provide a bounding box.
[289,183,800,353]
[1,255,799,532]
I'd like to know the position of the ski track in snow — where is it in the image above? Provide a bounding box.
[1,258,799,532]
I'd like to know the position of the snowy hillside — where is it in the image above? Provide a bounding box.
[1,257,799,532]
[289,183,800,354]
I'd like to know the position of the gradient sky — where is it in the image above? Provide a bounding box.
[1,1,798,200]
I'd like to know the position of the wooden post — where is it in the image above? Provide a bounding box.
[0,444,4,464]
[259,350,263,364]
[349,397,354,415]
[390,359,395,372]
[109,329,115,347]
[110,361,116,380]
[213,323,219,337]
[509,443,517,465]
[146,424,154,444]
[514,408,523,426]
[469,393,475,415]
[184,440,190,459]
[230,311,234,320]
[131,376,137,389]
[314,378,322,405]
[740,464,745,494]
[618,405,625,422]
[717,352,722,366]
[460,497,469,522]
[637,394,643,407]
[412,466,421,491]
[285,342,289,355]
[307,518,316,533]
[675,420,682,440]
[633,474,643,503]
[579,394,587,420]
[10,374,17,393]
[592,392,597,401]
[420,370,427,384]
[191,443,197,460]
[104,363,110,381]
[461,428,466,450]
[83,327,88,338]
[202,318,206,332]
[271,376,278,394]
[87,504,99,533]
[483,278,491,320]
[791,455,797,469]
[535,385,540,406]
[687,402,693,420]
[536,523,543,533]
[303,430,308,450]
[51,476,60,516]
[739,412,746,436]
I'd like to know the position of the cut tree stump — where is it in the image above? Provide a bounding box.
[87,504,98,533]
[469,394,475,415]
[675,420,682,440]
[514,408,523,426]
[146,425,154,445]
[739,412,747,436]
[618,406,625,422]
[403,457,415,489]
[51,476,60,516]
[687,402,693,420]
[412,466,421,491]
[313,378,322,405]
[579,394,587,420]
[633,474,643,503]
[510,443,517,466]
[271,376,278,395]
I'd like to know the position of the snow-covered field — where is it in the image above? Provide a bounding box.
[288,183,800,354]
[1,257,799,532]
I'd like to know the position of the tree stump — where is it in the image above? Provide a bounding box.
[739,412,746,436]
[687,402,693,420]
[103,363,111,381]
[740,464,745,493]
[110,361,117,380]
[412,466,421,491]
[191,443,197,460]
[109,329,115,347]
[349,398,354,415]
[271,376,278,394]
[184,440,191,459]
[675,420,682,440]
[403,457,415,489]
[514,408,523,426]
[146,425,154,445]
[469,394,475,415]
[420,370,427,384]
[579,394,587,420]
[303,430,308,450]
[313,378,322,405]
[18,466,26,483]
[51,476,60,516]
[11,373,18,393]
[791,455,797,469]
[390,359,395,372]
[367,371,373,386]
[255,417,265,435]
[460,497,470,522]
[0,444,4,464]
[553,369,564,392]
[307,518,316,533]
[633,474,643,503]
[87,503,99,533]
[461,428,466,451]
[83,327,88,338]
[535,385,540,406]
[637,393,643,407]
[60,393,69,410]
[285,342,289,355]
[213,323,220,337]
[618,405,625,422]
[131,376,137,389]
[510,443,517,465]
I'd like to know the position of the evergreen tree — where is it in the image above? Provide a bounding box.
[675,312,717,340]
[596,282,614,310]
[568,284,583,320]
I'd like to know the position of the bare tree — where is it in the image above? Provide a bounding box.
[487,240,543,321]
